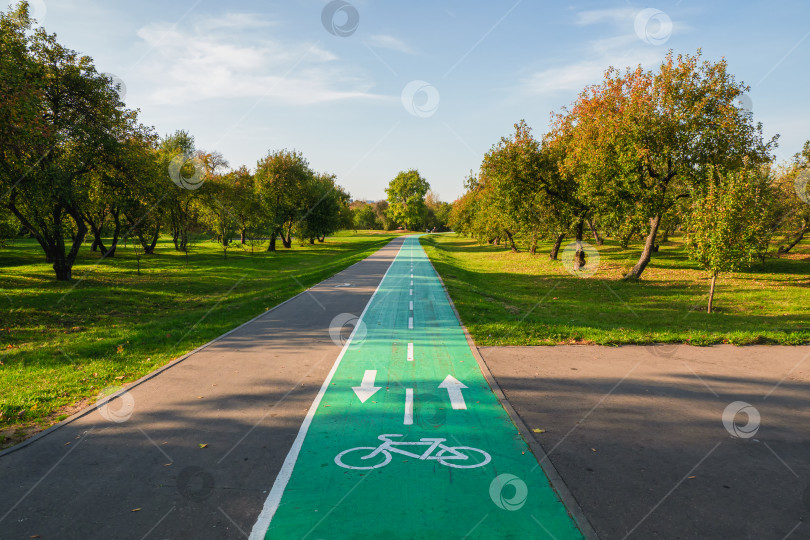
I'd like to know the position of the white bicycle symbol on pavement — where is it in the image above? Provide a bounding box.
[334,434,491,470]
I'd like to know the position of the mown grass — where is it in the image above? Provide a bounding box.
[0,231,403,447]
[421,234,810,347]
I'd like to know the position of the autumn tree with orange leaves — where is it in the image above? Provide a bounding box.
[557,50,776,279]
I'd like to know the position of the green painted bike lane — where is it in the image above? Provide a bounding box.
[251,236,584,539]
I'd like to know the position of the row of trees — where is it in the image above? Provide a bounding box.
[0,4,352,280]
[450,50,808,309]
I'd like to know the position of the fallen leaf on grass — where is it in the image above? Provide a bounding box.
[115,376,124,380]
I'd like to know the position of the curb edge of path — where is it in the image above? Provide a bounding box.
[421,236,600,540]
[0,237,402,459]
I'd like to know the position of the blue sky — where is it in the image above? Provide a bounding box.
[23,0,810,201]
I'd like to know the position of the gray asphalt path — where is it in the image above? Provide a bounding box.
[0,236,405,540]
[479,344,810,540]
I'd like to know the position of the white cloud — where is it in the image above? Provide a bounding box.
[574,8,635,26]
[134,13,381,106]
[519,46,664,97]
[367,34,413,53]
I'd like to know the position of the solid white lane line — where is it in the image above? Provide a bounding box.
[404,388,414,425]
[407,342,414,362]
[248,240,405,540]
[408,316,413,329]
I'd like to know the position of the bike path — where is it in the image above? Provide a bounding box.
[252,236,584,539]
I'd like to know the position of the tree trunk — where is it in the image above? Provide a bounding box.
[549,234,564,260]
[624,215,662,280]
[172,228,180,251]
[54,206,88,281]
[505,230,518,253]
[777,221,807,254]
[588,219,603,246]
[267,232,277,251]
[240,229,247,244]
[619,225,638,249]
[144,225,159,255]
[529,232,537,255]
[105,211,122,258]
[309,237,315,245]
[707,272,718,314]
[574,220,586,270]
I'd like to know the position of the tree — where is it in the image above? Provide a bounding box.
[296,173,350,243]
[1,6,130,279]
[560,50,776,279]
[425,191,452,232]
[385,170,430,230]
[684,167,772,313]
[351,201,380,230]
[255,149,312,250]
[774,141,810,254]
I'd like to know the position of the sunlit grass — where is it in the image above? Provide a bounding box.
[0,231,402,446]
[421,234,810,347]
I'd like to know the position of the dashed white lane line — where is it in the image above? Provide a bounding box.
[409,301,413,311]
[404,388,414,425]
[408,316,413,329]
[409,289,413,296]
[407,342,414,362]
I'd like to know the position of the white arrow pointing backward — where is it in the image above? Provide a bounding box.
[439,375,468,410]
[352,370,381,403]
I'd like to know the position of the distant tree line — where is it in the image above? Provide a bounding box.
[0,4,352,280]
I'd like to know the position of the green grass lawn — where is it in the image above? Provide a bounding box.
[0,231,402,447]
[421,234,810,347]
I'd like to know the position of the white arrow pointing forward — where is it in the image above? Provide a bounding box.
[352,370,381,403]
[438,375,468,410]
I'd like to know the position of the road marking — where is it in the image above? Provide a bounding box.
[255,236,584,539]
[410,280,413,286]
[407,342,414,362]
[247,240,403,540]
[439,375,468,410]
[404,388,413,425]
[410,273,413,278]
[408,316,413,329]
[352,370,381,403]
[409,301,413,311]
[409,289,413,296]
